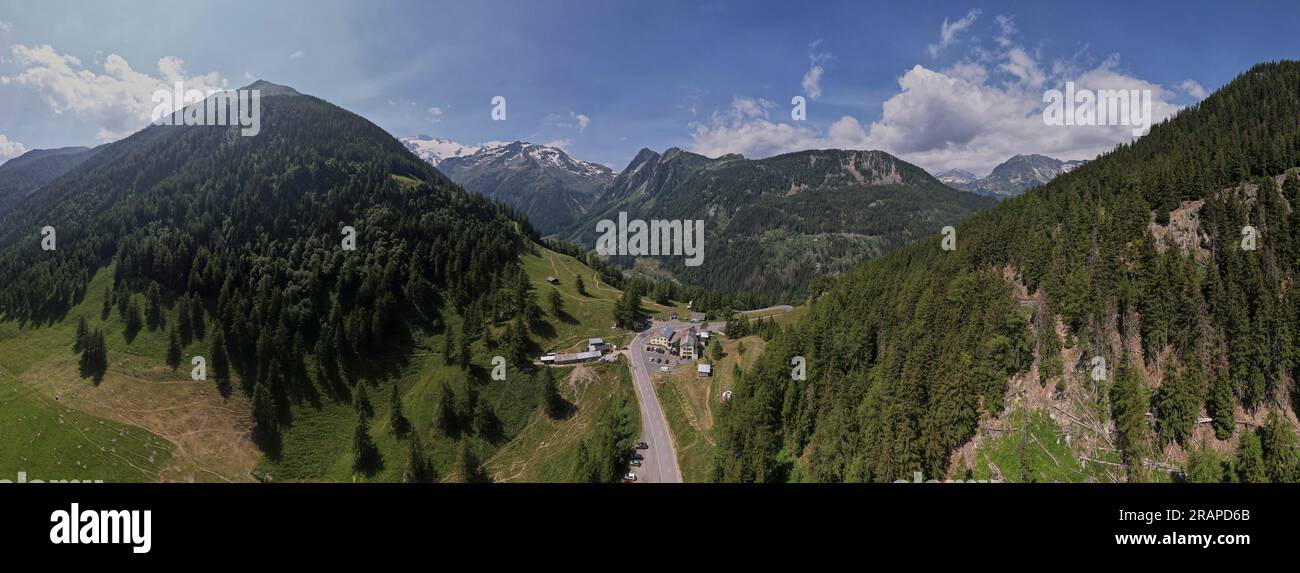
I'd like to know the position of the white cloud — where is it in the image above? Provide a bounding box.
[289,50,305,59]
[927,9,981,58]
[571,111,589,132]
[0,134,27,162]
[0,20,13,33]
[1,44,227,141]
[1179,79,1208,100]
[427,105,444,123]
[689,30,1186,175]
[803,42,833,100]
[544,138,573,150]
[543,111,591,132]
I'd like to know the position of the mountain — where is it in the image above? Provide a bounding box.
[717,61,1300,483]
[565,147,996,302]
[399,134,494,166]
[0,80,599,482]
[941,154,1087,198]
[0,145,102,217]
[935,168,978,189]
[437,141,615,234]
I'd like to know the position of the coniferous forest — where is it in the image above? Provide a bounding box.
[716,61,1300,483]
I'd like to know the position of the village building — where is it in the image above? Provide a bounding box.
[697,363,712,377]
[679,332,699,360]
[649,326,675,348]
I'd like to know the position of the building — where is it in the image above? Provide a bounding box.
[679,332,699,360]
[546,276,559,284]
[649,326,675,348]
[697,363,712,377]
[543,350,602,365]
[588,338,610,353]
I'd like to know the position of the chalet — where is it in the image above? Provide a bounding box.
[649,326,675,348]
[679,332,699,360]
[697,363,712,377]
[546,276,559,284]
[588,338,610,353]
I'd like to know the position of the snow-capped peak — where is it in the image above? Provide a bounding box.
[400,135,507,166]
[443,141,613,179]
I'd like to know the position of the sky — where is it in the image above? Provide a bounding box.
[1,0,1298,175]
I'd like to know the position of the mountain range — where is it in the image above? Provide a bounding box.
[562,147,996,300]
[435,141,614,233]
[937,154,1087,198]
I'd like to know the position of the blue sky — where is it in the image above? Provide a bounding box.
[1,0,1298,174]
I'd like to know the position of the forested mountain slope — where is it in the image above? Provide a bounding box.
[0,81,636,481]
[717,61,1300,483]
[0,145,101,217]
[565,147,995,303]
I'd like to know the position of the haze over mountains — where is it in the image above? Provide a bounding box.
[937,154,1088,198]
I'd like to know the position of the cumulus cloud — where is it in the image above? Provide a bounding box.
[927,9,980,58]
[1,44,227,141]
[289,50,305,59]
[544,138,573,150]
[689,16,1187,175]
[1179,79,1208,99]
[0,134,28,162]
[0,19,13,33]
[427,105,444,123]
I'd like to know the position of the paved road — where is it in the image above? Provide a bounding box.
[626,324,682,483]
[624,319,727,483]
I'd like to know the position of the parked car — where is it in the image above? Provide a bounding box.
[630,460,642,467]
[636,442,649,449]
[631,453,644,461]
[624,472,637,481]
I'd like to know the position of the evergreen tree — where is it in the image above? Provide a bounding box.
[542,367,565,419]
[436,381,457,435]
[1207,371,1235,440]
[166,327,182,371]
[101,286,112,320]
[352,413,378,472]
[388,384,410,436]
[211,328,230,386]
[251,382,278,442]
[575,275,586,296]
[458,441,486,483]
[1234,430,1268,483]
[74,316,88,352]
[354,383,373,418]
[403,432,435,483]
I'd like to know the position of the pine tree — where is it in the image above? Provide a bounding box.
[1207,371,1235,440]
[710,340,724,361]
[388,384,410,436]
[403,432,435,483]
[441,331,453,365]
[458,441,485,483]
[1258,411,1297,483]
[177,295,194,344]
[436,381,457,435]
[74,316,89,352]
[1234,430,1268,483]
[575,275,586,296]
[101,286,112,320]
[352,413,378,472]
[548,289,563,316]
[251,382,278,441]
[166,327,182,371]
[354,383,373,418]
[542,367,565,419]
[211,328,230,385]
